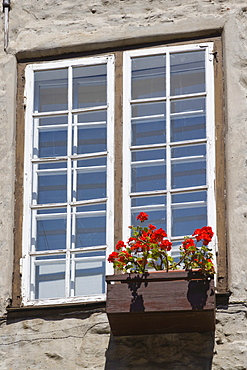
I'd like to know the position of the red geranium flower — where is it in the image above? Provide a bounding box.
[107,251,119,262]
[182,238,195,250]
[160,239,172,251]
[136,212,149,222]
[116,240,125,250]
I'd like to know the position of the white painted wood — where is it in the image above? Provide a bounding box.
[23,55,115,305]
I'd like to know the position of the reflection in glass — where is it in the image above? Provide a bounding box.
[73,64,107,109]
[37,170,67,204]
[171,158,206,189]
[171,144,206,159]
[170,50,205,96]
[76,168,106,201]
[73,251,106,296]
[75,213,106,248]
[38,128,67,158]
[172,204,207,237]
[38,115,68,126]
[171,97,205,114]
[36,214,66,251]
[34,69,68,112]
[171,113,206,142]
[132,116,166,146]
[132,163,166,193]
[33,255,66,299]
[76,124,106,154]
[131,207,166,231]
[132,101,166,119]
[131,55,166,99]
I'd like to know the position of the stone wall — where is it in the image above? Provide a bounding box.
[0,0,246,369]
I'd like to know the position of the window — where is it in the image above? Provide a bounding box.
[122,43,216,261]
[21,42,217,306]
[22,56,115,305]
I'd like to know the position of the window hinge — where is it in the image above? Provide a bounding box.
[20,257,24,275]
[209,51,218,62]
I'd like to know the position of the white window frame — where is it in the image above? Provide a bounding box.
[22,55,115,306]
[122,43,217,257]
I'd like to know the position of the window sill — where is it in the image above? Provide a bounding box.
[6,300,106,321]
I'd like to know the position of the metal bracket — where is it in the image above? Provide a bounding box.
[3,0,11,51]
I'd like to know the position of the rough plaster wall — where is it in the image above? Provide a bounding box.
[0,308,247,369]
[0,0,246,369]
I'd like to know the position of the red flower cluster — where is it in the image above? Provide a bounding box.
[108,212,215,275]
[192,226,214,245]
[182,238,196,251]
[136,212,148,222]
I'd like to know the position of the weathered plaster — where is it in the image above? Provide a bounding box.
[0,0,246,369]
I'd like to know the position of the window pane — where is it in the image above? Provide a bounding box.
[131,198,167,231]
[75,165,106,201]
[131,55,166,99]
[131,149,166,193]
[38,127,67,158]
[32,255,66,299]
[37,169,67,204]
[170,50,205,96]
[75,211,106,248]
[132,116,166,146]
[171,144,206,189]
[171,204,207,237]
[171,98,206,142]
[73,111,107,155]
[73,64,107,109]
[73,251,106,296]
[171,158,206,189]
[132,101,166,119]
[34,69,68,112]
[171,144,206,158]
[34,211,67,252]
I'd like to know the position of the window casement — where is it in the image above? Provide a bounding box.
[19,40,221,307]
[122,43,216,261]
[22,56,115,305]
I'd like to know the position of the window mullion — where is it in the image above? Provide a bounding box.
[65,65,73,298]
[166,51,172,238]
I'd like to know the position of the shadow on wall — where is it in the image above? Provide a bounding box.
[105,331,214,370]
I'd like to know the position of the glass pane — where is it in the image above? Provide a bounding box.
[171,97,205,114]
[132,115,166,146]
[38,115,68,126]
[73,251,106,296]
[131,149,166,193]
[34,212,67,252]
[76,125,106,155]
[37,169,67,204]
[75,212,106,248]
[34,69,68,112]
[131,55,166,99]
[73,111,107,155]
[132,148,166,162]
[32,255,66,299]
[171,204,207,237]
[131,195,166,231]
[132,101,166,119]
[171,144,206,159]
[76,157,106,168]
[73,64,107,109]
[76,165,106,201]
[171,158,206,189]
[171,98,206,142]
[38,128,67,158]
[172,190,207,204]
[170,50,205,96]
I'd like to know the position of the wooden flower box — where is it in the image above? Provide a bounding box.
[106,270,215,336]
